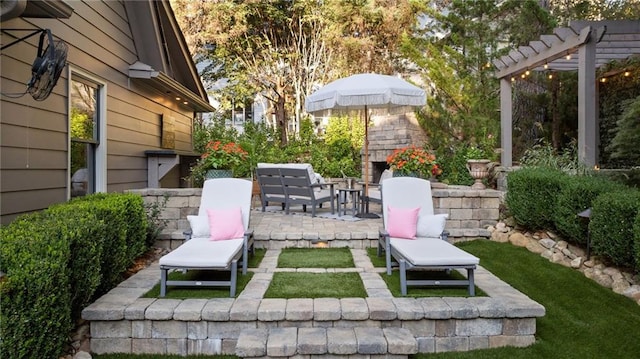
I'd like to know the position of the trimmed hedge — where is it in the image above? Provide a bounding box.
[0,193,148,359]
[553,175,626,245]
[590,189,640,269]
[0,213,72,359]
[635,211,640,272]
[505,167,569,229]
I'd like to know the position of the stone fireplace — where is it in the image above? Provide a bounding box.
[362,112,429,183]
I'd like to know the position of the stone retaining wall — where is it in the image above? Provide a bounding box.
[82,265,544,357]
[128,184,502,247]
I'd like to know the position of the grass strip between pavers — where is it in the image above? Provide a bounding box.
[277,247,354,268]
[264,272,367,298]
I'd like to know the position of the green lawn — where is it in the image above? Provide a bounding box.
[415,240,640,358]
[264,272,367,298]
[277,247,354,268]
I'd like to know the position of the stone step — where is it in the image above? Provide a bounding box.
[235,327,417,358]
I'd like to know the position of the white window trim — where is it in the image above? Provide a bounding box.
[67,67,107,198]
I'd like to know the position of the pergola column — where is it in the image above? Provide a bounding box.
[500,78,513,167]
[578,29,598,167]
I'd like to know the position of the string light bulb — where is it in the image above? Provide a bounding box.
[624,70,631,77]
[521,73,526,79]
[565,53,571,60]
[544,63,549,69]
[525,70,530,76]
[511,76,516,82]
[548,74,553,79]
[600,77,607,83]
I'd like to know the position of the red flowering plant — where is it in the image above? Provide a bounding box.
[190,140,248,183]
[386,145,442,178]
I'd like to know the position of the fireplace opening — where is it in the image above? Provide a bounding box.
[371,162,389,184]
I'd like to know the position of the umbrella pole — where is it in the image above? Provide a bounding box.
[358,105,380,219]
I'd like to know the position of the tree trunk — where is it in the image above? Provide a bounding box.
[276,93,287,145]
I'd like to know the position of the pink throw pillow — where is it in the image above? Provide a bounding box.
[386,205,420,239]
[207,207,245,241]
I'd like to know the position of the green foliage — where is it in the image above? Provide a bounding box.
[635,211,640,273]
[71,194,142,294]
[553,175,626,245]
[590,189,640,269]
[144,194,169,247]
[42,205,106,319]
[519,139,589,174]
[505,167,569,229]
[435,143,493,186]
[607,95,640,166]
[0,193,149,358]
[0,213,72,359]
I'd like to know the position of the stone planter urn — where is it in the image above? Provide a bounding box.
[466,159,491,190]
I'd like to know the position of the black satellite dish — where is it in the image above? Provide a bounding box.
[27,29,67,101]
[0,28,67,101]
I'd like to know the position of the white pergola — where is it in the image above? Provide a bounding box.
[493,20,640,167]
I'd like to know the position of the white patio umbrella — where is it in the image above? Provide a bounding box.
[304,73,426,216]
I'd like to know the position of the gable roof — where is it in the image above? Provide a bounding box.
[2,0,214,112]
[125,0,215,112]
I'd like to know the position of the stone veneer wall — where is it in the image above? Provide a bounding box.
[365,113,428,183]
[128,185,502,248]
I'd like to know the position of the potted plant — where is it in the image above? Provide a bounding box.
[386,146,442,179]
[190,140,248,186]
[465,146,491,189]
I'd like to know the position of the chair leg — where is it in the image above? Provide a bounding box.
[385,239,392,275]
[399,259,407,296]
[468,268,475,296]
[160,268,168,297]
[230,259,238,297]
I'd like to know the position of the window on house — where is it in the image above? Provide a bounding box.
[70,74,103,197]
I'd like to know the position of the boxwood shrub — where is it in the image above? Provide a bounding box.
[0,213,72,359]
[590,189,640,269]
[553,175,626,245]
[505,167,569,230]
[0,193,148,359]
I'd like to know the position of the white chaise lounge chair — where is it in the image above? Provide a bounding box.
[159,178,254,297]
[377,177,479,296]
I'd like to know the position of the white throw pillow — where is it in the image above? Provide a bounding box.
[416,213,448,238]
[187,215,210,238]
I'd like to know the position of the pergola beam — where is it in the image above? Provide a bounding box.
[495,26,593,78]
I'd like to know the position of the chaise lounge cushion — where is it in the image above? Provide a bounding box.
[390,237,480,266]
[159,237,244,268]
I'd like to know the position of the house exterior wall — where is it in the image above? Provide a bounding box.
[1,1,196,224]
